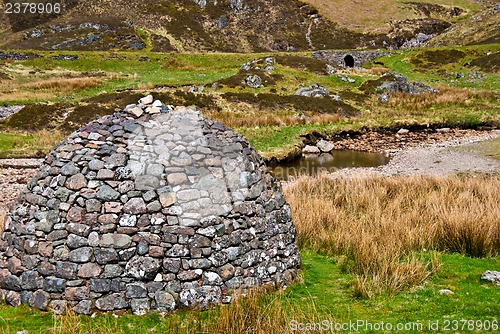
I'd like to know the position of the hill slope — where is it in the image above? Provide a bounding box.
[0,0,496,52]
[299,0,481,33]
[0,0,391,52]
[428,3,500,46]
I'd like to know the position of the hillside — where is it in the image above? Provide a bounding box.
[0,0,391,52]
[0,0,493,52]
[299,0,481,33]
[428,3,500,46]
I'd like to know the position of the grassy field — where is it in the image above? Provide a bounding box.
[0,44,498,159]
[0,174,498,333]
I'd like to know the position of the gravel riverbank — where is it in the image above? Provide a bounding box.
[326,129,500,179]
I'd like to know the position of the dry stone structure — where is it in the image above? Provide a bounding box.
[0,96,300,315]
[312,50,386,68]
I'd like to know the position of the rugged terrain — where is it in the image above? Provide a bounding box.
[0,0,497,52]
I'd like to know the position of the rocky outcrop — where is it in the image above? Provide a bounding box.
[0,96,300,315]
[243,74,263,88]
[295,84,328,98]
[375,73,438,95]
[361,72,438,102]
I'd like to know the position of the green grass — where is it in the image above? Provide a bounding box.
[0,251,497,333]
[300,0,481,33]
[377,44,500,91]
[453,137,500,160]
[0,133,40,158]
[0,45,498,159]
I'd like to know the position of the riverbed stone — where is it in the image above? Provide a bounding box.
[302,145,320,154]
[316,140,334,153]
[0,102,300,315]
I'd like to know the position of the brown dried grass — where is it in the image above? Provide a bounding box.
[363,67,391,76]
[205,108,341,128]
[283,174,500,296]
[0,210,5,234]
[384,86,497,111]
[21,77,102,93]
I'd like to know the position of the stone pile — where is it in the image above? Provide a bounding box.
[0,96,300,315]
[376,72,438,95]
[240,57,275,72]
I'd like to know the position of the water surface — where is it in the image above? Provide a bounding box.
[268,150,390,181]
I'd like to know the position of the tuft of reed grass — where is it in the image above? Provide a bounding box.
[283,174,500,296]
[45,287,332,334]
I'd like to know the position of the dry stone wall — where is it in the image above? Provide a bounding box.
[0,97,300,315]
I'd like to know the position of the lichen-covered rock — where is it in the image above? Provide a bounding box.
[295,84,328,97]
[243,74,263,88]
[0,100,300,314]
[480,270,500,284]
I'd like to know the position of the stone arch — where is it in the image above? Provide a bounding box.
[344,55,355,68]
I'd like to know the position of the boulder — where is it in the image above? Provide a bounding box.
[302,145,320,154]
[295,84,328,97]
[480,270,500,284]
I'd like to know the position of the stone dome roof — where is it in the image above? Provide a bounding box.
[0,98,300,315]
